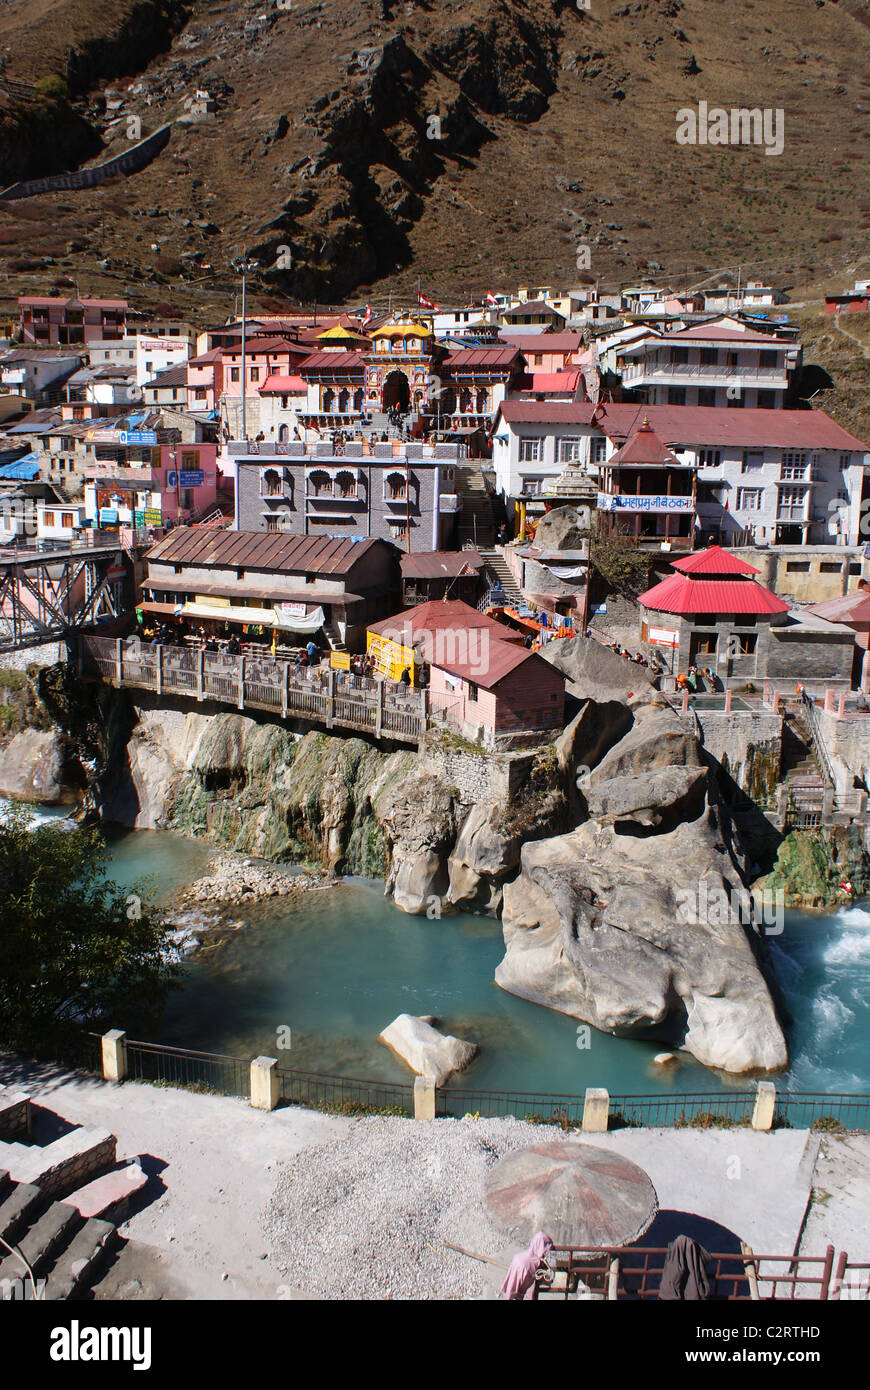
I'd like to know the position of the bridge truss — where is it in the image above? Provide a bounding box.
[0,546,128,654]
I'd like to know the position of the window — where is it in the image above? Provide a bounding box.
[230,367,240,382]
[786,560,810,573]
[737,488,763,510]
[667,387,686,405]
[518,437,541,462]
[820,562,844,573]
[671,347,689,364]
[699,449,721,468]
[467,681,480,701]
[730,632,757,655]
[781,452,807,480]
[699,348,718,366]
[559,438,582,462]
[759,350,780,368]
[195,388,206,401]
[43,511,55,527]
[698,387,716,407]
[590,437,608,464]
[757,390,777,408]
[691,632,719,656]
[250,367,259,381]
[742,451,764,472]
[521,477,541,495]
[265,514,279,532]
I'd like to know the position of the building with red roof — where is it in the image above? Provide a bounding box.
[637,544,854,685]
[366,598,565,746]
[19,295,127,347]
[616,322,799,409]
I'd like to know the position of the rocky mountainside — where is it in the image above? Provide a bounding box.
[2,0,870,313]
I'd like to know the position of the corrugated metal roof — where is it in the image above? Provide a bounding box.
[495,401,870,451]
[442,348,521,368]
[367,599,546,688]
[671,545,760,576]
[639,573,789,615]
[298,351,365,370]
[805,591,870,625]
[400,550,485,579]
[145,529,389,575]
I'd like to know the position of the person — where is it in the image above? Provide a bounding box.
[204,635,218,653]
[416,663,429,689]
[687,665,698,692]
[501,1232,554,1301]
[400,665,411,686]
[296,649,309,666]
[306,639,318,664]
[227,633,240,655]
[857,690,869,714]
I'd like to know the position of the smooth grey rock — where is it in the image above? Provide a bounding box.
[585,765,708,826]
[378,1013,479,1085]
[0,728,65,802]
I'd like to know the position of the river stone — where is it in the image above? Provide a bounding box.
[391,848,449,915]
[0,728,65,802]
[496,805,788,1075]
[378,1013,479,1085]
[542,635,655,702]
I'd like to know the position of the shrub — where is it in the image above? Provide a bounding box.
[34,75,70,103]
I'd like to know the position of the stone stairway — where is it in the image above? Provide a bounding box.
[781,711,827,811]
[455,463,497,548]
[322,619,347,653]
[0,1167,118,1300]
[478,546,523,605]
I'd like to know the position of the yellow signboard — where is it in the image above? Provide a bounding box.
[330,651,351,671]
[366,631,415,683]
[197,594,230,607]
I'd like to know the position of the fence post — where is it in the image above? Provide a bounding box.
[772,689,780,713]
[376,676,384,739]
[197,648,204,701]
[101,1029,127,1083]
[724,687,732,714]
[414,1075,436,1121]
[582,1087,610,1133]
[250,1056,279,1111]
[237,655,245,710]
[837,691,846,718]
[282,661,289,718]
[824,688,835,713]
[751,1080,776,1131]
[115,637,123,684]
[327,667,335,729]
[156,644,163,697]
[419,686,428,735]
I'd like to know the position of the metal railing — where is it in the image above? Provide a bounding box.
[541,1243,836,1301]
[125,1039,249,1096]
[275,1066,412,1115]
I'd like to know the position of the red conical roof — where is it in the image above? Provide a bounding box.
[671,545,760,576]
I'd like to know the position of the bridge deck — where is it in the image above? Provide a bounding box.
[81,635,427,744]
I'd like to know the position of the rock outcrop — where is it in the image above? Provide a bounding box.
[0,728,66,803]
[496,692,789,1074]
[378,1013,479,1086]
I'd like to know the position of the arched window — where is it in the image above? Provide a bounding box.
[322,388,334,412]
[385,471,407,500]
[262,468,281,498]
[278,423,289,443]
[338,388,349,413]
[353,388,363,412]
[309,469,332,497]
[476,388,487,413]
[335,469,356,499]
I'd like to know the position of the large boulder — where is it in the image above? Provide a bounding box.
[378,1013,479,1085]
[495,807,788,1074]
[0,728,65,803]
[373,757,457,915]
[530,504,592,552]
[584,765,708,827]
[542,636,655,703]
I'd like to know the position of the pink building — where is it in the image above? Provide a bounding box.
[368,599,565,747]
[18,295,127,346]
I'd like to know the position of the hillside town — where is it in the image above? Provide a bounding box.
[2,270,870,1317]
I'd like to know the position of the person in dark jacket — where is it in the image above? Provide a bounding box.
[658,1236,712,1300]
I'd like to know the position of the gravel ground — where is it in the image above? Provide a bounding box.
[264,1115,551,1300]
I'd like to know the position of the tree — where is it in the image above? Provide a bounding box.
[0,805,180,1060]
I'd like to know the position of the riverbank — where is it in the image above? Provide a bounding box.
[2,1054,861,1301]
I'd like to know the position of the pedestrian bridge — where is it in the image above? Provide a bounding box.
[80,635,428,744]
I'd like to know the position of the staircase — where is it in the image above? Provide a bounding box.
[0,1167,118,1300]
[478,546,523,606]
[455,463,497,547]
[322,618,347,653]
[781,710,827,821]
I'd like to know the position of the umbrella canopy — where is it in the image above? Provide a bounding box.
[484,1141,658,1249]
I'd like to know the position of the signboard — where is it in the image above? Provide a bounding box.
[597,493,694,513]
[648,625,679,648]
[197,594,229,607]
[330,651,351,671]
[144,508,162,524]
[119,430,158,446]
[283,602,307,616]
[179,470,204,487]
[366,631,415,683]
[106,564,126,582]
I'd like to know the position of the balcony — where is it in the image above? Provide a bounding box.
[621,360,787,386]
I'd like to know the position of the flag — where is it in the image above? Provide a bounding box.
[360,304,374,328]
[485,291,498,307]
[418,292,440,311]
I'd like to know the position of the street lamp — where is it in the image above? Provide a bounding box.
[231,254,260,442]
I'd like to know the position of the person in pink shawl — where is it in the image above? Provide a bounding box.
[501,1231,554,1300]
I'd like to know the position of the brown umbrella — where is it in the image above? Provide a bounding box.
[484,1141,658,1249]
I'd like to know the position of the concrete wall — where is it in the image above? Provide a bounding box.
[815,707,870,797]
[693,708,782,800]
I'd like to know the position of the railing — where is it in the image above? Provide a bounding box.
[800,698,837,791]
[276,1066,412,1116]
[541,1243,836,1301]
[621,361,786,382]
[126,1039,249,1097]
[81,635,427,744]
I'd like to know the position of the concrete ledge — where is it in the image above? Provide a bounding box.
[1,1127,117,1200]
[61,1162,147,1223]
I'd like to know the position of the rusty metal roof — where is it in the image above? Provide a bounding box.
[145,529,392,575]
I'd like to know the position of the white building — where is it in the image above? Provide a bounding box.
[616,324,799,409]
[36,500,87,541]
[490,401,868,546]
[134,334,191,388]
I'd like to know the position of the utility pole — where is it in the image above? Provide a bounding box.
[231,254,259,442]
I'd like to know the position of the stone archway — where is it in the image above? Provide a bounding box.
[383,369,411,414]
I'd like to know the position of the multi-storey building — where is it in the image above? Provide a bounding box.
[18,296,127,347]
[490,402,869,546]
[617,325,799,409]
[232,438,465,551]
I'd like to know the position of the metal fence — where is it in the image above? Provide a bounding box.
[125,1039,249,1097]
[276,1066,412,1116]
[541,1243,837,1301]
